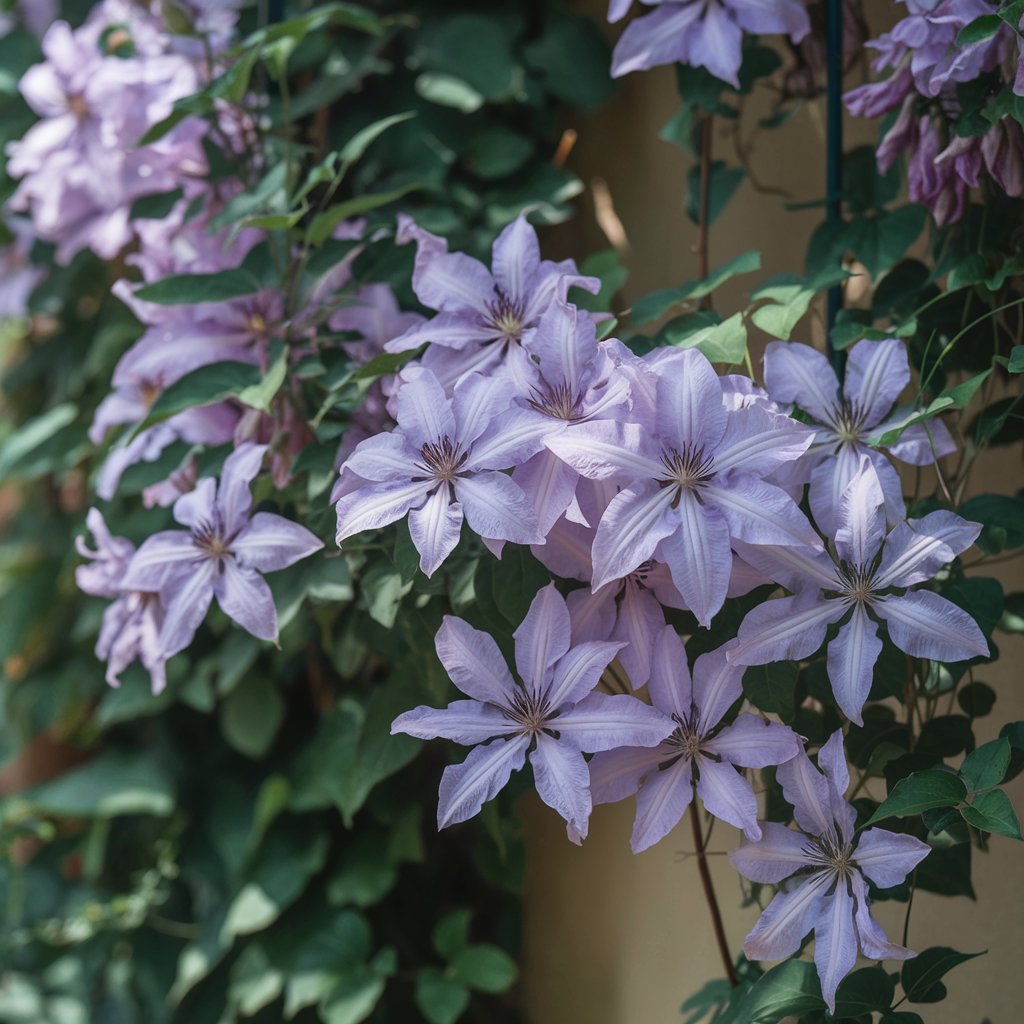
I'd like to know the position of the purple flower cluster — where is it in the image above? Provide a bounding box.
[846,0,1024,225]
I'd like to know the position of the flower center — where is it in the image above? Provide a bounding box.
[417,436,467,483]
[486,291,526,343]
[657,445,716,504]
[504,688,551,735]
[68,93,89,119]
[832,398,869,446]
[528,381,583,421]
[192,515,232,561]
[835,561,877,605]
[809,831,855,879]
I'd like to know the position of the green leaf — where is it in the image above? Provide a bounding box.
[17,750,174,818]
[875,368,993,447]
[1008,345,1024,372]
[237,348,288,413]
[667,311,747,363]
[418,15,515,100]
[339,111,416,165]
[832,966,896,1017]
[686,160,745,226]
[414,969,470,1024]
[864,770,968,826]
[228,944,284,1017]
[320,966,387,1024]
[957,681,996,717]
[960,737,1011,791]
[956,14,1002,45]
[133,245,274,304]
[449,944,518,993]
[742,662,798,724]
[307,183,423,246]
[433,909,473,961]
[220,675,285,759]
[732,960,824,1023]
[750,267,849,340]
[139,361,262,432]
[415,72,484,112]
[958,494,1024,554]
[960,788,1022,839]
[0,404,77,479]
[900,947,983,1003]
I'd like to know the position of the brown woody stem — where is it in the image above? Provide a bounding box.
[690,802,738,986]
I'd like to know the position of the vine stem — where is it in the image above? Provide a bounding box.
[696,114,713,306]
[690,803,738,986]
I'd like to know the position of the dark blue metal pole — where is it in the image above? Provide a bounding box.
[825,0,845,377]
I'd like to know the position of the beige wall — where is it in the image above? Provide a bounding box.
[524,5,1024,1021]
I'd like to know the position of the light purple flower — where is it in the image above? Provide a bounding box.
[335,368,550,576]
[763,337,956,533]
[730,730,931,1011]
[121,443,323,658]
[0,217,44,321]
[588,627,800,851]
[729,457,988,723]
[384,214,598,390]
[546,347,818,627]
[76,508,167,693]
[610,0,810,87]
[391,584,674,837]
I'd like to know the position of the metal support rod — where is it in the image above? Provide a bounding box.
[825,0,845,377]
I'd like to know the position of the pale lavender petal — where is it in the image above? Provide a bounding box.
[731,539,838,592]
[696,755,761,839]
[728,822,815,883]
[705,475,822,549]
[834,456,886,568]
[343,432,418,482]
[875,511,981,588]
[814,880,859,1011]
[614,584,668,689]
[730,593,846,667]
[158,559,217,658]
[491,214,540,304]
[544,419,663,481]
[590,485,677,592]
[546,640,625,708]
[400,217,494,315]
[409,488,464,577]
[631,758,694,853]
[121,531,201,593]
[728,0,810,38]
[883,417,956,465]
[394,369,455,447]
[566,586,617,644]
[658,493,732,628]
[217,443,267,537]
[818,729,850,797]
[763,341,839,425]
[610,6,699,78]
[654,348,726,452]
[854,828,931,889]
[232,513,324,573]
[335,479,433,542]
[826,604,882,725]
[714,405,814,475]
[530,734,592,837]
[844,338,909,429]
[689,0,744,85]
[646,625,693,719]
[851,873,916,962]
[514,583,572,696]
[607,0,632,23]
[464,410,553,471]
[214,560,278,641]
[691,647,742,730]
[385,313,496,353]
[390,700,519,743]
[777,746,835,837]
[512,450,579,537]
[173,477,217,530]
[742,873,830,962]
[448,374,509,446]
[555,692,674,753]
[875,590,989,661]
[435,615,518,704]
[705,714,801,768]
[455,472,542,544]
[436,735,530,828]
[588,744,664,805]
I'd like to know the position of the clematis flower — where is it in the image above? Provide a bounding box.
[391,584,674,837]
[763,337,955,533]
[728,457,988,723]
[609,0,810,87]
[335,368,549,576]
[546,347,818,627]
[587,627,800,851]
[730,731,931,1011]
[0,217,44,321]
[384,214,598,389]
[121,443,323,658]
[76,508,167,693]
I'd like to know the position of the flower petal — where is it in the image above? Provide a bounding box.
[763,340,839,425]
[705,714,801,769]
[435,615,518,704]
[394,368,456,447]
[391,700,520,743]
[436,735,530,828]
[491,214,540,305]
[216,443,267,536]
[514,583,572,696]
[692,646,743,730]
[646,625,693,719]
[777,746,835,837]
[121,530,202,593]
[610,5,699,78]
[826,603,882,725]
[705,475,822,550]
[730,593,846,666]
[854,827,931,889]
[814,876,860,1012]
[742,872,830,962]
[232,513,324,573]
[875,590,989,661]
[385,311,498,353]
[591,485,677,592]
[456,471,542,545]
[555,692,674,753]
[728,821,815,883]
[844,338,909,429]
[158,559,216,658]
[696,755,761,840]
[530,734,592,837]
[512,449,579,537]
[834,455,886,569]
[714,405,813,475]
[631,757,694,853]
[875,510,981,588]
[545,419,663,481]
[409,488,464,577]
[851,872,916,962]
[588,744,664,805]
[654,348,727,452]
[545,640,625,709]
[214,560,278,642]
[343,432,419,482]
[335,479,433,542]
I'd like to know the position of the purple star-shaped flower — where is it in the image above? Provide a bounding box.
[729,457,988,723]
[391,584,674,837]
[609,0,810,87]
[546,347,819,626]
[76,508,167,693]
[121,443,324,658]
[588,627,800,851]
[764,337,956,534]
[335,367,550,576]
[730,730,931,1011]
[384,214,598,389]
